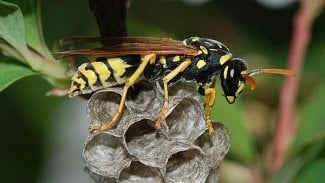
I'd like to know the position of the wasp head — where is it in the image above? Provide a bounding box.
[220,57,295,104]
[220,58,249,104]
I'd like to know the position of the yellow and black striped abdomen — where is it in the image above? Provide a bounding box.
[69,56,140,97]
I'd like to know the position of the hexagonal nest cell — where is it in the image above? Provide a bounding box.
[83,81,230,182]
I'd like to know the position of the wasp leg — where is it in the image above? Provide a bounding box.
[90,53,156,132]
[155,59,192,130]
[203,78,216,110]
[204,78,217,135]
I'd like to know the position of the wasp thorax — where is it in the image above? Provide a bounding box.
[220,58,248,104]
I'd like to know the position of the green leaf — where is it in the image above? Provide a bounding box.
[0,1,28,56]
[270,138,324,183]
[0,1,69,83]
[11,0,49,55]
[0,62,36,92]
[212,85,254,163]
[293,84,325,149]
[296,159,325,183]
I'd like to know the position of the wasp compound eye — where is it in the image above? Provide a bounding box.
[220,58,247,104]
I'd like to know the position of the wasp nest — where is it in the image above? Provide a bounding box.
[84,81,230,183]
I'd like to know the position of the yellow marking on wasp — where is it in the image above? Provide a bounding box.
[220,53,232,65]
[241,70,248,75]
[191,37,200,42]
[235,82,245,97]
[69,84,78,95]
[159,56,167,68]
[200,46,208,54]
[70,72,87,96]
[90,54,156,132]
[223,65,229,79]
[226,96,235,103]
[197,59,207,69]
[237,80,242,87]
[71,73,86,86]
[209,48,218,51]
[172,55,181,62]
[149,56,156,64]
[91,62,112,87]
[217,43,223,49]
[107,57,131,84]
[197,50,203,55]
[78,64,97,90]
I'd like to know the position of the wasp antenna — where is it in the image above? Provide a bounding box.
[242,74,256,90]
[248,68,295,77]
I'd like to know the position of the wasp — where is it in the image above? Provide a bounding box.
[55,36,294,134]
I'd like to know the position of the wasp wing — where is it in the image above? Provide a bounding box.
[59,36,179,47]
[54,37,198,59]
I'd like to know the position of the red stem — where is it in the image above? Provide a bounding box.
[271,1,311,172]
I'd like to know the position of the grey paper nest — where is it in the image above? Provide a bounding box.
[83,81,230,183]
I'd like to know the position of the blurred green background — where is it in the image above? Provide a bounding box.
[0,0,324,182]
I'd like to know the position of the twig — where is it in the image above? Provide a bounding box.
[271,0,325,173]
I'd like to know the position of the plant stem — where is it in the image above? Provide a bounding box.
[25,47,70,86]
[271,0,325,173]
